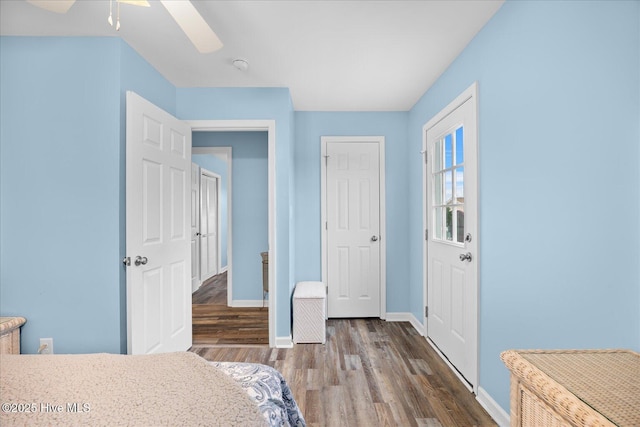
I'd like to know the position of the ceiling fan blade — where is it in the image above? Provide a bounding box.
[159,0,223,53]
[117,0,150,7]
[26,0,76,14]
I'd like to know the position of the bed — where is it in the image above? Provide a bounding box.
[0,351,305,427]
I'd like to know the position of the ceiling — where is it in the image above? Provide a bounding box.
[0,0,504,111]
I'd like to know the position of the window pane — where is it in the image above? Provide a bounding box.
[434,139,442,172]
[455,126,464,165]
[434,173,443,205]
[445,170,453,203]
[446,207,453,241]
[455,166,464,199]
[434,207,443,240]
[445,133,453,169]
[456,208,465,243]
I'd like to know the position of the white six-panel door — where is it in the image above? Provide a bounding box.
[324,138,383,318]
[199,169,219,282]
[126,91,192,354]
[424,83,478,390]
[191,162,201,292]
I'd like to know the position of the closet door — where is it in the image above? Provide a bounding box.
[191,163,201,292]
[200,170,219,282]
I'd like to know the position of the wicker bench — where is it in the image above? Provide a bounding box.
[501,349,639,427]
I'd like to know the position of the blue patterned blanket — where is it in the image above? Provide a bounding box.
[211,362,306,427]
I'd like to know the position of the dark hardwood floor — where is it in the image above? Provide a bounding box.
[191,271,269,345]
[191,318,497,427]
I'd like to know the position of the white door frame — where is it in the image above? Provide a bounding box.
[188,120,276,348]
[422,82,479,392]
[199,167,222,282]
[321,136,386,319]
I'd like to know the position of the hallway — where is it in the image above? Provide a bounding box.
[191,272,269,345]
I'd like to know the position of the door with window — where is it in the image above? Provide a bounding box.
[425,84,478,389]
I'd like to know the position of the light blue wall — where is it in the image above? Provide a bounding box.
[192,154,229,269]
[293,112,410,312]
[0,37,121,355]
[408,0,640,413]
[177,88,295,338]
[193,132,268,299]
[0,37,176,354]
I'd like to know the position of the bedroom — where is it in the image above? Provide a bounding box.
[1,0,638,426]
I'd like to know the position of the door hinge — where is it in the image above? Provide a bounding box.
[425,229,428,241]
[425,306,429,317]
[325,221,328,230]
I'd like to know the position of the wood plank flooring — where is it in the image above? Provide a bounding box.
[190,318,497,427]
[192,272,268,345]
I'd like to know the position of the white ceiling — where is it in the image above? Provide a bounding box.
[0,0,504,111]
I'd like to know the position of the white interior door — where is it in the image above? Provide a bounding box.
[325,139,382,318]
[199,169,219,282]
[425,84,478,389]
[191,163,201,292]
[126,91,192,354]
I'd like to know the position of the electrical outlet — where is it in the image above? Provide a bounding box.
[39,338,54,354]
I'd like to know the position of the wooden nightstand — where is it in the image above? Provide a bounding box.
[0,317,26,354]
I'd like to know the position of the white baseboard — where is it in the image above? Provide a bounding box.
[276,335,293,348]
[385,312,424,336]
[219,266,228,274]
[477,387,510,427]
[231,300,267,308]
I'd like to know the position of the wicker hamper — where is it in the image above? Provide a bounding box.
[293,281,326,344]
[501,349,640,427]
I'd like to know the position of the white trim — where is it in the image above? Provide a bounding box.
[321,136,386,319]
[477,387,510,427]
[219,265,228,274]
[193,147,233,307]
[422,82,480,392]
[188,120,277,349]
[385,312,424,336]
[231,300,268,308]
[275,335,293,348]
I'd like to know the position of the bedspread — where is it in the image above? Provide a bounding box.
[0,352,266,427]
[212,362,306,427]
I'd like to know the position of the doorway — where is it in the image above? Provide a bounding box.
[189,121,275,347]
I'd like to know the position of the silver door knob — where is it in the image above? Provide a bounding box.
[371,235,379,242]
[459,252,472,262]
[134,256,148,266]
